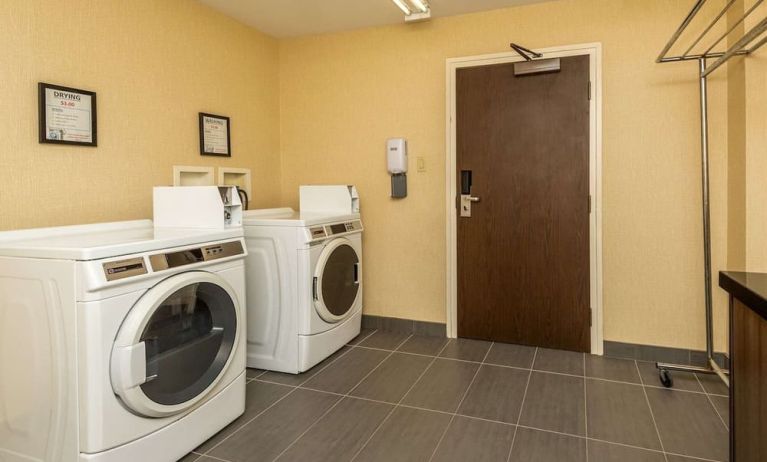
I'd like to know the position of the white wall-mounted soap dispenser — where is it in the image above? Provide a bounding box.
[387,138,408,198]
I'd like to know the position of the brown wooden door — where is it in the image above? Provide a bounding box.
[456,55,591,352]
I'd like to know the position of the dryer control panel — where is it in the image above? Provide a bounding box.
[102,240,245,281]
[307,220,363,243]
[103,258,148,281]
[149,240,245,271]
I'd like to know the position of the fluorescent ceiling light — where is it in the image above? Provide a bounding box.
[392,0,411,15]
[409,0,429,13]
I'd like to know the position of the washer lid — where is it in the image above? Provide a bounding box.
[0,220,244,260]
[243,208,360,227]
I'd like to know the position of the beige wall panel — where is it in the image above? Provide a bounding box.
[727,0,747,272]
[0,0,281,230]
[2,0,745,352]
[279,0,731,350]
[745,47,767,272]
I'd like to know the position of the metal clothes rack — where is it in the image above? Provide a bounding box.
[655,0,767,388]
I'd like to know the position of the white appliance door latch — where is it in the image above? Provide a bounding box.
[111,342,148,393]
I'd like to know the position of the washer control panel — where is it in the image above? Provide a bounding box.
[102,240,245,282]
[307,220,363,243]
[309,227,327,239]
[103,257,147,281]
[150,240,245,271]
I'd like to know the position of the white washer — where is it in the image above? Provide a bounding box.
[243,208,362,373]
[0,220,247,462]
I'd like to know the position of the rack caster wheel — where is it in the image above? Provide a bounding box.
[659,369,674,388]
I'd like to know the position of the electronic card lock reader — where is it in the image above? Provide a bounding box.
[459,170,480,218]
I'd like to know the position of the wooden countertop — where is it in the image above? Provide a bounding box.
[719,271,767,321]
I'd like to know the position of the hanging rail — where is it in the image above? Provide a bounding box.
[704,15,767,76]
[680,0,736,57]
[656,0,767,68]
[653,0,767,389]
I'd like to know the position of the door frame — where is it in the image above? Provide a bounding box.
[445,42,604,354]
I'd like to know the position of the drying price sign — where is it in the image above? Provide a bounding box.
[38,82,97,146]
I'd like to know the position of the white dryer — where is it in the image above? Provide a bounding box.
[0,220,247,462]
[243,208,362,373]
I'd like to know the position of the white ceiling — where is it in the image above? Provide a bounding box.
[198,0,552,38]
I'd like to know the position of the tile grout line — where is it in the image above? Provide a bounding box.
[210,331,381,458]
[343,393,725,462]
[394,334,449,355]
[584,353,589,462]
[189,450,211,461]
[346,332,414,400]
[267,390,342,461]
[270,344,669,393]
[694,374,729,431]
[341,389,726,462]
[244,369,269,382]
[194,453,234,462]
[270,333,414,461]
[427,341,494,462]
[634,360,670,462]
[348,337,455,462]
[200,387,301,456]
[240,340,726,462]
[252,372,727,462]
[350,344,724,396]
[506,347,538,462]
[663,451,725,462]
[346,328,379,347]
[198,340,362,457]
[252,378,302,388]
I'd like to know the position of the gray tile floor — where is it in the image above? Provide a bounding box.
[182,330,730,462]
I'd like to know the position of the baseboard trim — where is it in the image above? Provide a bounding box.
[361,314,446,337]
[604,340,730,368]
[362,314,728,367]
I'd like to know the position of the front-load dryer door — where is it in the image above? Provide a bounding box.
[313,238,361,323]
[110,271,240,418]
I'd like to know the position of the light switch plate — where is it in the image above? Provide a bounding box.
[417,157,426,172]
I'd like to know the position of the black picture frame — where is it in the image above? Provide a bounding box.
[38,82,97,147]
[199,112,231,157]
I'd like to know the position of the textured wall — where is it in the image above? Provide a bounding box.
[1,0,745,352]
[727,2,767,273]
[744,12,767,273]
[0,0,281,230]
[279,0,731,350]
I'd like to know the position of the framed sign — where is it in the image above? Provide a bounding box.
[199,113,231,157]
[38,82,97,146]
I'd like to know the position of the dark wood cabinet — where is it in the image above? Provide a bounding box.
[720,272,767,462]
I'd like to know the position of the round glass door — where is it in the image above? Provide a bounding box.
[314,239,360,323]
[111,272,240,417]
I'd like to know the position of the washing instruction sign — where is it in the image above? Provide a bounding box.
[38,82,97,146]
[199,112,231,157]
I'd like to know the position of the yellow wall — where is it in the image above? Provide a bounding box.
[726,1,767,275]
[279,0,732,351]
[0,0,281,230]
[2,0,746,352]
[743,9,767,272]
[727,1,747,272]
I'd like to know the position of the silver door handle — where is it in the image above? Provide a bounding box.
[460,194,480,217]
